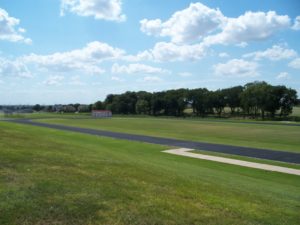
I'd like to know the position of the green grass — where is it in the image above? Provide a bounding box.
[0,121,300,224]
[37,117,300,153]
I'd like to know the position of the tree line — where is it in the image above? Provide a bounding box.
[93,81,298,119]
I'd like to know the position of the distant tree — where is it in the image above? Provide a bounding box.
[45,105,53,112]
[106,92,138,114]
[78,105,90,112]
[117,92,137,114]
[136,91,152,114]
[104,94,115,105]
[88,104,93,112]
[240,81,267,118]
[162,89,188,116]
[33,104,41,112]
[241,81,297,119]
[175,89,188,116]
[93,81,297,119]
[114,95,128,114]
[223,86,243,114]
[253,82,270,119]
[188,88,210,116]
[136,99,150,114]
[124,91,138,114]
[136,91,152,102]
[93,101,104,110]
[210,90,226,116]
[151,92,165,115]
[278,87,297,117]
[263,86,280,118]
[74,103,80,111]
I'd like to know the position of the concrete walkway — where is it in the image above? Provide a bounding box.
[163,148,300,176]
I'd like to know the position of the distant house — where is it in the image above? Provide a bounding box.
[3,109,13,116]
[18,109,33,113]
[63,105,76,113]
[78,104,89,112]
[53,104,63,112]
[92,110,112,118]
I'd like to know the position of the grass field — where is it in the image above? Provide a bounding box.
[36,117,300,153]
[0,121,300,224]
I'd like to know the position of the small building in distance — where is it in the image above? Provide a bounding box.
[92,110,112,118]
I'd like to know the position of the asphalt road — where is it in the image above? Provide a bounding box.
[9,119,300,164]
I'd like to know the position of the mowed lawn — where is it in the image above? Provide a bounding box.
[0,122,299,225]
[37,117,300,153]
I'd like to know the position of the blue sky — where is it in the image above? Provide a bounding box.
[0,0,300,104]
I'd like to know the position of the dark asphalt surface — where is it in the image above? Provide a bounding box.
[192,119,300,127]
[7,119,300,164]
[25,117,300,126]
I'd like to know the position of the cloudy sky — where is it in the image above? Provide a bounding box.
[0,0,300,104]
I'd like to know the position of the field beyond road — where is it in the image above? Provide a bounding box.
[0,121,300,224]
[37,116,300,153]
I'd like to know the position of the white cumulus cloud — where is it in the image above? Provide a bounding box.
[292,16,300,30]
[111,63,169,74]
[23,41,125,75]
[69,75,86,86]
[178,72,192,77]
[0,8,32,44]
[60,0,126,22]
[140,2,291,48]
[140,2,224,43]
[111,76,124,82]
[218,52,229,58]
[139,3,292,64]
[43,75,64,86]
[288,58,300,69]
[243,45,297,61]
[204,11,290,46]
[0,57,32,78]
[135,42,206,62]
[214,59,259,77]
[276,72,290,80]
[142,76,162,82]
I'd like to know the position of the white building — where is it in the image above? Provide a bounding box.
[92,110,112,118]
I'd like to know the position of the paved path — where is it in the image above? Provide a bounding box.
[8,119,300,164]
[2,116,300,126]
[191,119,300,127]
[163,148,300,176]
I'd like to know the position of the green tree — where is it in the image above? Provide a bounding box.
[151,92,165,116]
[93,101,104,110]
[136,91,152,114]
[136,99,150,114]
[210,90,226,116]
[279,87,297,117]
[240,81,268,118]
[223,86,243,114]
[33,104,41,112]
[188,88,210,116]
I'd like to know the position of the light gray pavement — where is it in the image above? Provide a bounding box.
[164,148,300,176]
